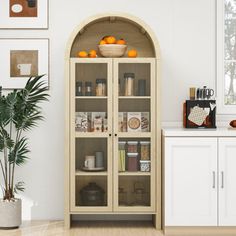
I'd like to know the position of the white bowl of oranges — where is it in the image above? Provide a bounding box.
[98,36,127,58]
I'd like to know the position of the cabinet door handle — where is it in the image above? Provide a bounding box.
[212,171,216,189]
[221,171,224,189]
[109,134,112,137]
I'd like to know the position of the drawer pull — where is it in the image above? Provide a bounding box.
[221,171,224,189]
[213,171,216,188]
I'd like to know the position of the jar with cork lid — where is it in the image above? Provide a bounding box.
[124,73,135,96]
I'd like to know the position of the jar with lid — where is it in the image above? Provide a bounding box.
[127,141,138,153]
[76,81,83,96]
[119,187,128,206]
[96,79,106,96]
[118,141,126,172]
[140,141,150,160]
[85,81,92,96]
[127,152,138,171]
[132,182,147,206]
[124,73,135,96]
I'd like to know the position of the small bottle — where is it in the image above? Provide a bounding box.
[124,73,135,96]
[76,81,83,96]
[138,79,146,96]
[85,81,92,96]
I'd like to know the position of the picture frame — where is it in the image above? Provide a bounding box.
[0,38,49,90]
[184,100,216,129]
[0,0,48,29]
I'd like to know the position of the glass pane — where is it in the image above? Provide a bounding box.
[119,176,150,207]
[225,62,236,105]
[224,0,236,60]
[76,176,107,207]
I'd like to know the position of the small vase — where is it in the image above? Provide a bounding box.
[0,199,22,229]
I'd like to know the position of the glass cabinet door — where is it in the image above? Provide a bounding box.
[113,58,156,212]
[70,58,113,212]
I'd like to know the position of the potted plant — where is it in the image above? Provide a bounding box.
[0,75,49,229]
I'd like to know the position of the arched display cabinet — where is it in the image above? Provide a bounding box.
[65,13,161,229]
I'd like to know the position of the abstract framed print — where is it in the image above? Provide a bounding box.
[0,0,48,29]
[0,39,49,89]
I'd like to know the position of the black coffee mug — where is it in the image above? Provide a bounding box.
[27,0,37,8]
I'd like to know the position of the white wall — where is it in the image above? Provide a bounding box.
[0,0,217,220]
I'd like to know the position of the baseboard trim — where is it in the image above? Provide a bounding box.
[164,226,236,235]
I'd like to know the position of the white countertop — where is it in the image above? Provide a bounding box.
[162,127,236,137]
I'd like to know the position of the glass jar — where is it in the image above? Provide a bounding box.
[140,141,150,160]
[118,141,126,172]
[85,81,92,96]
[119,187,128,206]
[76,81,83,96]
[138,79,146,96]
[127,152,138,171]
[127,141,138,153]
[133,182,147,206]
[124,73,135,96]
[96,79,106,96]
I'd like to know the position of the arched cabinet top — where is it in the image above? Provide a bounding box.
[65,13,160,59]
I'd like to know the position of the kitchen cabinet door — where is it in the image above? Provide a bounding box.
[219,138,236,226]
[165,137,217,226]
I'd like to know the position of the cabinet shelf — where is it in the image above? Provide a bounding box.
[117,132,152,138]
[75,132,109,138]
[75,96,107,99]
[119,172,151,176]
[119,96,151,99]
[76,170,108,176]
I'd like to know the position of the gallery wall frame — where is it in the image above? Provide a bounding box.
[0,38,49,90]
[0,0,48,29]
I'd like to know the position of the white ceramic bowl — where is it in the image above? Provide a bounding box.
[98,44,127,57]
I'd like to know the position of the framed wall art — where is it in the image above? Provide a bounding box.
[0,38,49,89]
[0,0,48,29]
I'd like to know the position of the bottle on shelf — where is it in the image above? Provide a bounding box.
[96,78,106,96]
[124,73,135,96]
[76,81,83,96]
[85,81,92,96]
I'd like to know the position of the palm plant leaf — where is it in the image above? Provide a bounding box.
[0,91,17,127]
[0,129,14,152]
[14,75,49,131]
[8,137,29,166]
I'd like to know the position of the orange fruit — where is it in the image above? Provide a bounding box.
[116,39,126,45]
[77,51,88,58]
[99,40,106,45]
[128,49,137,58]
[88,50,97,58]
[105,36,116,44]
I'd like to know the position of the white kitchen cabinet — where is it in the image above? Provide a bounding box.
[165,137,218,226]
[219,138,236,226]
[163,129,236,229]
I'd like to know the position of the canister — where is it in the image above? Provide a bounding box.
[127,141,138,153]
[140,141,150,160]
[140,160,151,172]
[76,81,83,96]
[85,81,92,96]
[124,73,135,96]
[96,78,106,96]
[118,141,126,172]
[127,152,138,171]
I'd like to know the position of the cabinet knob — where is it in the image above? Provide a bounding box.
[115,134,117,137]
[109,134,112,137]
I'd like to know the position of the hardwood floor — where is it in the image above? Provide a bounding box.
[0,221,164,236]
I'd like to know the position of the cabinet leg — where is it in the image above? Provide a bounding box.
[64,214,71,229]
[152,214,161,230]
